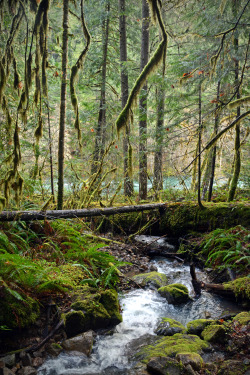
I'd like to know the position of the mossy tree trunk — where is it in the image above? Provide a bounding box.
[208,80,221,202]
[139,0,149,200]
[91,1,110,175]
[228,3,241,202]
[119,0,134,196]
[57,0,69,210]
[197,82,204,209]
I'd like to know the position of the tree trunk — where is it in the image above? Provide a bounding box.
[119,0,134,196]
[139,0,149,200]
[57,0,69,210]
[208,80,221,201]
[46,101,54,199]
[153,68,165,193]
[91,2,110,175]
[0,203,166,222]
[197,82,204,209]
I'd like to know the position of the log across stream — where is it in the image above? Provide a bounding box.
[37,237,243,375]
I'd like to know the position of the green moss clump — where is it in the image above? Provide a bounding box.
[201,324,227,343]
[186,319,215,336]
[136,333,208,363]
[232,311,250,326]
[100,289,122,322]
[63,310,88,337]
[158,283,190,305]
[133,271,168,289]
[0,286,40,329]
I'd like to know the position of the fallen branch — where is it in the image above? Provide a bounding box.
[0,203,166,222]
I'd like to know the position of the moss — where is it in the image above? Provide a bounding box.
[176,352,204,371]
[187,319,215,336]
[136,333,208,363]
[100,289,122,322]
[201,324,227,343]
[232,311,250,326]
[217,360,248,375]
[63,310,88,337]
[0,286,40,329]
[158,283,190,305]
[224,277,250,301]
[133,271,168,289]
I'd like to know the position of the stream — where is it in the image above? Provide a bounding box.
[38,238,242,375]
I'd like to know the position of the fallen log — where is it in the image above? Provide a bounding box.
[0,203,166,222]
[201,282,236,299]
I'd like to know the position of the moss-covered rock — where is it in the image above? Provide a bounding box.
[132,271,168,289]
[0,281,40,329]
[135,333,209,363]
[232,311,250,326]
[201,324,227,344]
[147,356,184,375]
[64,288,122,337]
[217,359,249,375]
[186,319,215,336]
[158,283,190,305]
[176,352,204,371]
[224,277,250,302]
[155,317,186,336]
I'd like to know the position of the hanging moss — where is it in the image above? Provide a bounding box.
[116,0,167,134]
[228,96,250,109]
[0,57,6,104]
[0,196,6,211]
[34,115,43,142]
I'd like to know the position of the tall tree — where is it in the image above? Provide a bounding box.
[57,0,69,210]
[118,0,134,196]
[139,0,149,200]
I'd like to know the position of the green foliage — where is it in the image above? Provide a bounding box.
[200,226,250,272]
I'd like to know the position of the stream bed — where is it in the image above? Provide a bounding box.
[38,243,242,375]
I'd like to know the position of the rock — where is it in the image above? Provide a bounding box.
[19,353,32,367]
[201,324,227,344]
[0,368,16,375]
[32,358,44,368]
[64,289,122,337]
[127,362,148,375]
[134,333,209,363]
[155,318,186,336]
[232,311,250,326]
[158,284,190,305]
[1,355,16,368]
[217,359,250,375]
[147,356,183,375]
[62,330,94,356]
[132,272,168,289]
[17,367,36,375]
[46,342,63,357]
[186,319,214,336]
[176,352,203,371]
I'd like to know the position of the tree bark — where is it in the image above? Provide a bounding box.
[197,82,204,209]
[57,0,69,210]
[119,0,134,196]
[0,203,166,222]
[91,2,110,175]
[139,0,149,200]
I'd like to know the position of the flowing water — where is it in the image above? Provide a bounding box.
[38,238,242,375]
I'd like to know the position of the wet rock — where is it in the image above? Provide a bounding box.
[46,342,63,357]
[155,318,186,336]
[62,330,94,356]
[19,353,32,367]
[158,284,190,305]
[17,367,36,375]
[127,362,149,375]
[147,356,183,375]
[201,324,227,344]
[1,355,16,368]
[186,319,214,336]
[176,352,203,371]
[32,358,44,368]
[132,272,168,289]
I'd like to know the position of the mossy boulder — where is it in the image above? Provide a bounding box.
[132,271,168,289]
[158,283,190,305]
[135,333,209,363]
[224,277,250,302]
[186,319,215,336]
[147,356,184,375]
[232,311,250,326]
[217,359,249,375]
[155,317,186,336]
[64,289,122,337]
[0,281,40,329]
[201,324,227,344]
[176,352,204,371]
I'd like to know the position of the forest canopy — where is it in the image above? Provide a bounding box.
[0,0,249,211]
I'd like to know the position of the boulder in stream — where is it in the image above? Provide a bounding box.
[155,317,186,336]
[158,283,190,305]
[62,330,94,355]
[201,324,227,344]
[186,319,215,336]
[132,272,168,289]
